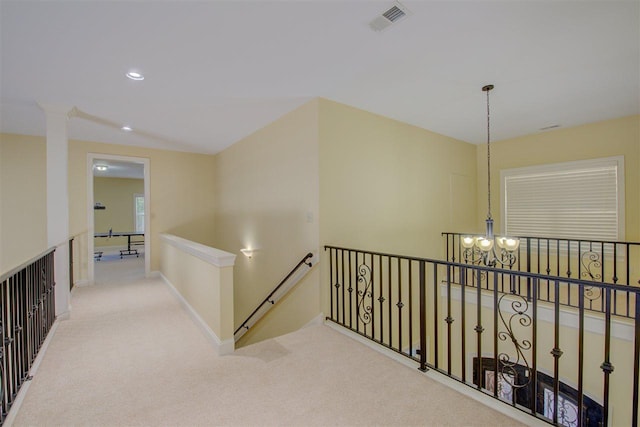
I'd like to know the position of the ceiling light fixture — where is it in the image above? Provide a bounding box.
[94,164,108,172]
[121,125,133,132]
[125,71,144,81]
[461,85,519,267]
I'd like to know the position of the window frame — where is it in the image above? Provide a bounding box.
[133,193,145,233]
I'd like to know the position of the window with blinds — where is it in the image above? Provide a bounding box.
[501,157,624,241]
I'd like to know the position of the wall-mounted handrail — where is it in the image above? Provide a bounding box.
[234,252,314,340]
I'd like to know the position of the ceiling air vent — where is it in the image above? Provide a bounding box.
[369,2,411,32]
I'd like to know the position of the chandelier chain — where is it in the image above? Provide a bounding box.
[486,86,492,220]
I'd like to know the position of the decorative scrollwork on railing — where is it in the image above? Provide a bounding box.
[497,293,533,391]
[581,251,602,281]
[580,251,603,302]
[357,264,373,325]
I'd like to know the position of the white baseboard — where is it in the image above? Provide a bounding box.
[158,272,234,356]
[323,320,547,427]
[4,320,61,427]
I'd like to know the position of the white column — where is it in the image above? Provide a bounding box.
[39,103,73,318]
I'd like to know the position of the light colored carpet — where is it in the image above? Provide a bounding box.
[12,265,524,426]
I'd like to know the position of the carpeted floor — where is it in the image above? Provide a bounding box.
[11,260,525,426]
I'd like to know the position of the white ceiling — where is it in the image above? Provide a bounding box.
[1,1,638,155]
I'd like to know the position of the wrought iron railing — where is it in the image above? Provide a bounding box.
[0,248,57,424]
[325,245,640,427]
[442,232,640,318]
[234,252,314,342]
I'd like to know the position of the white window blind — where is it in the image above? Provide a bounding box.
[502,157,624,241]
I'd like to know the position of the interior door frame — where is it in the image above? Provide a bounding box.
[87,153,151,283]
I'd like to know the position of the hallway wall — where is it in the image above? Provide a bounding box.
[318,99,478,256]
[68,139,216,281]
[0,134,47,275]
[213,99,320,347]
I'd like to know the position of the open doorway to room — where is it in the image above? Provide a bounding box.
[87,154,150,283]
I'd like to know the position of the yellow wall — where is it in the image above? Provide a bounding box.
[319,99,478,258]
[93,177,144,248]
[318,99,478,318]
[213,99,320,347]
[477,115,640,240]
[160,234,235,353]
[0,134,48,275]
[68,139,216,281]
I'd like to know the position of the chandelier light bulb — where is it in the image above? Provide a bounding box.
[461,236,475,249]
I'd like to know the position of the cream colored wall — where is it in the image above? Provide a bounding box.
[213,100,320,347]
[93,177,144,248]
[477,115,640,240]
[0,134,48,275]
[319,99,478,258]
[318,99,478,319]
[68,139,216,281]
[160,237,234,347]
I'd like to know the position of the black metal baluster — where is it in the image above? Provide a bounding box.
[611,243,618,316]
[329,248,334,321]
[492,271,499,397]
[341,249,346,326]
[551,279,562,425]
[601,288,614,426]
[1,277,8,422]
[397,257,403,353]
[8,275,17,406]
[433,265,439,370]
[445,265,453,375]
[388,256,393,349]
[348,250,353,330]
[419,261,427,372]
[530,277,538,416]
[626,243,631,317]
[461,265,466,382]
[474,268,483,390]
[370,253,376,342]
[355,251,360,334]
[632,291,640,427]
[408,260,413,359]
[378,255,383,343]
[578,284,585,427]
[567,239,572,278]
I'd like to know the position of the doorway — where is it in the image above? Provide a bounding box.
[87,154,150,283]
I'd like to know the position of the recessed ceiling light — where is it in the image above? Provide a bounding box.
[126,71,144,81]
[94,164,108,171]
[121,125,133,132]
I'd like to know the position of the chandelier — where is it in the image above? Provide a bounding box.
[461,84,519,267]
